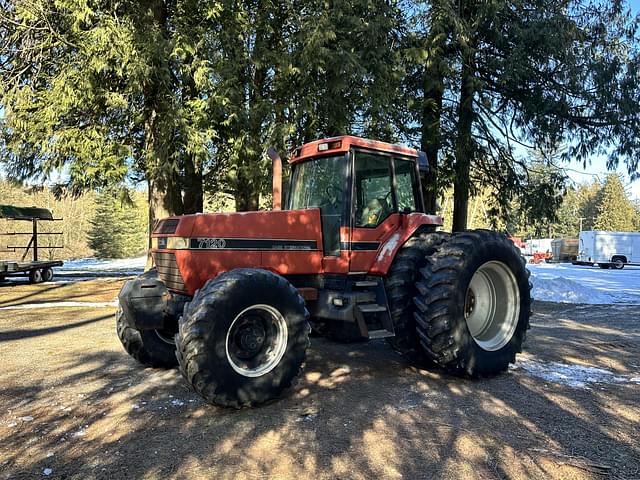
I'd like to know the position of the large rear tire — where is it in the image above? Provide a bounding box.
[384,231,450,363]
[116,308,179,368]
[414,230,531,376]
[176,268,310,408]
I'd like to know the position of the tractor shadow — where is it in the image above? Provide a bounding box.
[0,303,639,479]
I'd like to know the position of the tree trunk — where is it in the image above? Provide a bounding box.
[452,52,476,232]
[143,0,184,241]
[420,27,446,215]
[183,153,203,214]
[234,187,259,212]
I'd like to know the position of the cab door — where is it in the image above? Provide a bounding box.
[348,151,421,272]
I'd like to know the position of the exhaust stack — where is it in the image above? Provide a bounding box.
[267,147,282,210]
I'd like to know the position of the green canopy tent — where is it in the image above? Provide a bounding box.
[0,205,54,221]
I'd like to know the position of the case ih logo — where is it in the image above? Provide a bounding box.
[196,238,227,249]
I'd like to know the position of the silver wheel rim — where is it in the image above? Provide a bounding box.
[464,261,520,351]
[225,304,288,378]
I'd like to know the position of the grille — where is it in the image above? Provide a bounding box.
[154,252,186,292]
[154,218,179,234]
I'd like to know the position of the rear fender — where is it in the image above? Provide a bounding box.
[369,213,443,276]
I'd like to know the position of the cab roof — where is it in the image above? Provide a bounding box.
[289,135,418,165]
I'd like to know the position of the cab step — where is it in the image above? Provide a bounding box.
[354,280,378,288]
[358,304,387,313]
[355,291,377,304]
[368,329,395,339]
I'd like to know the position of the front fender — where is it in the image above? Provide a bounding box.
[369,213,443,276]
[118,270,169,330]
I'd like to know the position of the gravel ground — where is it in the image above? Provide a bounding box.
[0,279,638,480]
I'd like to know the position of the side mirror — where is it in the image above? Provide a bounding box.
[418,151,429,172]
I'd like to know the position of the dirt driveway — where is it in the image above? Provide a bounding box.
[0,279,638,480]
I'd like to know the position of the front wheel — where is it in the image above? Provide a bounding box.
[176,269,310,408]
[116,308,179,368]
[28,269,42,284]
[414,230,531,376]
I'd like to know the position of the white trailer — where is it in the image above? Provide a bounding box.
[576,230,640,269]
[523,238,553,257]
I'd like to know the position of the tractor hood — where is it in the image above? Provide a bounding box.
[153,209,323,246]
[150,209,324,295]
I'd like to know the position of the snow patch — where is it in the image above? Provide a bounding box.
[18,416,34,422]
[529,263,640,304]
[0,301,117,310]
[59,256,146,273]
[43,468,53,476]
[530,274,612,304]
[513,359,636,388]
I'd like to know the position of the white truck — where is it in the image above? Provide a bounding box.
[576,230,640,269]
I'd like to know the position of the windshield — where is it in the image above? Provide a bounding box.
[289,155,346,211]
[289,155,346,256]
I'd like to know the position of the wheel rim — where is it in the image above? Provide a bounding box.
[614,259,624,269]
[464,261,520,351]
[225,304,288,378]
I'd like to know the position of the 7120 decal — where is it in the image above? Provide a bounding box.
[195,238,227,249]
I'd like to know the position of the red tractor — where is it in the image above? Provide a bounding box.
[117,136,531,408]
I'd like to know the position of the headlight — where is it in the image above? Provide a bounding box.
[167,237,189,249]
[151,237,190,249]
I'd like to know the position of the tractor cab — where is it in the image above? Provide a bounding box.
[287,136,430,271]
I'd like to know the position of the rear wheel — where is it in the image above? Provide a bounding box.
[384,231,450,363]
[116,308,179,368]
[42,267,53,282]
[612,257,625,270]
[176,268,310,408]
[414,230,531,376]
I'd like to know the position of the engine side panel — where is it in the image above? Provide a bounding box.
[152,209,324,295]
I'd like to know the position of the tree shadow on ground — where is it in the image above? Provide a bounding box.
[0,303,639,479]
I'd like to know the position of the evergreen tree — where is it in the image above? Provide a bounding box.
[593,174,637,231]
[88,191,147,258]
[408,0,640,230]
[551,181,601,236]
[0,0,221,225]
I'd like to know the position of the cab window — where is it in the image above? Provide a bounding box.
[354,153,394,227]
[394,159,419,213]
